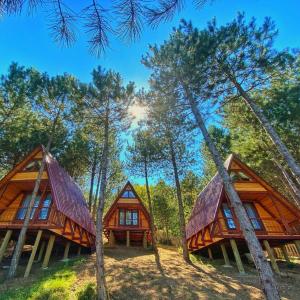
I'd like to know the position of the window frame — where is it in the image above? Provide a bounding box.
[243,202,265,232]
[119,208,139,227]
[120,190,135,198]
[221,202,237,230]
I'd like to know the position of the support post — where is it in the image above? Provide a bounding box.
[0,230,13,263]
[280,245,290,263]
[220,243,231,267]
[36,241,46,263]
[77,246,81,256]
[109,230,115,247]
[230,239,245,274]
[294,240,300,255]
[24,230,42,278]
[126,230,130,247]
[63,241,71,260]
[143,231,147,249]
[263,240,280,274]
[42,235,55,269]
[207,248,213,260]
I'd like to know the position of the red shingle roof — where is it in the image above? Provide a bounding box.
[45,150,95,235]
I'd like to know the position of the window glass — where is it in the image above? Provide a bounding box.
[39,194,52,220]
[119,209,125,225]
[222,203,236,229]
[121,190,135,198]
[132,210,138,225]
[126,210,132,225]
[244,203,262,230]
[17,194,40,220]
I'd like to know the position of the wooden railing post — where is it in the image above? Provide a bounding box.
[220,243,231,267]
[42,235,55,269]
[263,240,280,274]
[230,239,245,274]
[63,241,71,260]
[280,245,290,263]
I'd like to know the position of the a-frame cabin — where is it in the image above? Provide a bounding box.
[186,154,300,273]
[0,145,95,277]
[103,181,151,248]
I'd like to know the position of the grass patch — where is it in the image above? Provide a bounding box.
[0,257,85,300]
[77,283,96,300]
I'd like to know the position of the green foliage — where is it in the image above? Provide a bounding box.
[77,283,97,300]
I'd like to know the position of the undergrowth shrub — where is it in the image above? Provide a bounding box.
[77,283,97,300]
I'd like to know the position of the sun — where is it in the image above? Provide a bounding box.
[128,103,148,123]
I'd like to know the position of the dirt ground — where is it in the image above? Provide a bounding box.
[1,245,300,299]
[77,245,300,300]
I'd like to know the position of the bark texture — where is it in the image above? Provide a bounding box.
[95,109,109,300]
[169,138,190,263]
[185,88,280,300]
[88,156,97,210]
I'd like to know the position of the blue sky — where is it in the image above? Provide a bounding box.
[1,0,299,185]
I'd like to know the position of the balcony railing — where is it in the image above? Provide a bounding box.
[0,207,65,228]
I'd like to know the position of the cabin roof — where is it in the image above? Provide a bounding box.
[0,145,95,236]
[103,181,151,224]
[185,154,300,240]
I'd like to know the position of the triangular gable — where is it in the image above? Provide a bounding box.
[0,145,96,236]
[103,181,150,223]
[186,154,300,240]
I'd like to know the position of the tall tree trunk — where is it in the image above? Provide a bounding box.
[95,108,109,300]
[93,166,102,220]
[88,155,97,210]
[169,137,190,263]
[231,78,300,186]
[184,88,280,300]
[274,160,300,206]
[7,107,61,279]
[144,160,163,273]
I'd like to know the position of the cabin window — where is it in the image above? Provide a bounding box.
[222,203,236,229]
[38,194,52,220]
[244,203,263,230]
[23,160,42,172]
[230,171,251,182]
[121,190,135,198]
[16,194,41,220]
[119,209,138,226]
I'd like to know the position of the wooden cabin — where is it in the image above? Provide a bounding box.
[186,154,300,274]
[103,181,151,248]
[0,145,95,277]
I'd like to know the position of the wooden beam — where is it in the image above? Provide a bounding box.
[42,235,55,268]
[143,231,147,249]
[230,239,245,274]
[280,245,290,263]
[109,230,115,247]
[220,243,231,267]
[24,230,42,278]
[294,240,300,255]
[36,241,46,263]
[63,241,71,260]
[126,230,130,247]
[207,248,213,260]
[0,229,13,263]
[263,240,280,274]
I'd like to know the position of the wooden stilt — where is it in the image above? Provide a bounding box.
[0,230,13,263]
[109,230,115,247]
[77,246,81,256]
[230,239,245,274]
[24,230,42,278]
[220,243,231,267]
[126,230,130,247]
[294,240,300,255]
[280,245,290,263]
[36,241,46,263]
[263,240,280,274]
[208,248,213,260]
[42,235,55,269]
[143,231,147,249]
[63,241,71,260]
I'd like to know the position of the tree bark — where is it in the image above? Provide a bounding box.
[7,105,62,279]
[231,78,300,186]
[168,137,191,263]
[185,87,280,300]
[88,155,97,210]
[93,166,102,220]
[95,107,109,300]
[144,160,164,273]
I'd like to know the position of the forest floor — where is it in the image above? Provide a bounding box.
[0,244,300,299]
